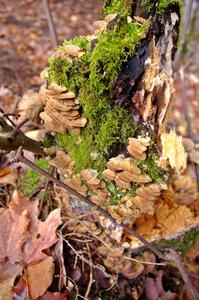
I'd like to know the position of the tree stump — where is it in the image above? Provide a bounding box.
[39,0,199,253]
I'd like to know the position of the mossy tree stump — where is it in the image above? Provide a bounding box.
[38,0,199,253]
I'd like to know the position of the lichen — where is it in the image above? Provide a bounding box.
[17,158,50,196]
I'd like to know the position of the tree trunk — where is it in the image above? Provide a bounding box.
[39,0,199,253]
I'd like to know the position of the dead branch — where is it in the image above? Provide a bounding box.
[42,0,58,48]
[0,116,44,155]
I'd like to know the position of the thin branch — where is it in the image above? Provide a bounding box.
[0,117,44,156]
[42,0,58,48]
[179,67,199,189]
[84,243,93,299]
[166,249,198,300]
[174,0,194,68]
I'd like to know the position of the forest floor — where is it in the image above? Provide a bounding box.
[0,1,199,299]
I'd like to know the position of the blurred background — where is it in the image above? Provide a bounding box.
[0,0,103,112]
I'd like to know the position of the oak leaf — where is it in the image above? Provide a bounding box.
[0,191,62,282]
[25,208,62,264]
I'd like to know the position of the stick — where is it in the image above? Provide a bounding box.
[180,67,199,189]
[42,0,58,48]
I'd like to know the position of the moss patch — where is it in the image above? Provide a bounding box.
[18,158,50,196]
[95,107,136,154]
[57,130,92,173]
[106,181,125,205]
[157,0,183,15]
[47,16,149,174]
[143,0,182,15]
[154,227,199,255]
[48,37,91,90]
[136,151,164,182]
[102,0,132,16]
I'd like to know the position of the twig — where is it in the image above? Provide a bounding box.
[39,166,55,211]
[60,234,106,274]
[42,0,58,48]
[84,243,93,299]
[11,118,29,137]
[179,67,199,189]
[166,249,198,300]
[82,222,165,266]
[10,147,168,261]
[0,116,44,155]
[174,0,194,69]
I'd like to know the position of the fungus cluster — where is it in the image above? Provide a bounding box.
[39,82,87,135]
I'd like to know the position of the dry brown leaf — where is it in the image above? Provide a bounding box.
[189,149,199,164]
[13,276,30,300]
[0,191,61,282]
[0,167,18,186]
[38,291,68,300]
[0,191,39,280]
[0,276,16,300]
[25,208,62,264]
[26,256,54,300]
[17,90,43,123]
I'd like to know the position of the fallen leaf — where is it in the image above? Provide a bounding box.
[13,276,30,300]
[26,256,54,300]
[0,190,38,280]
[25,208,62,264]
[0,191,62,282]
[17,90,43,123]
[38,291,68,300]
[0,276,16,300]
[0,167,18,185]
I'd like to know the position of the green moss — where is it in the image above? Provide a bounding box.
[18,158,50,196]
[154,227,199,255]
[57,130,92,173]
[48,56,71,88]
[103,0,132,16]
[48,36,91,91]
[106,181,125,205]
[128,184,141,197]
[143,0,182,15]
[136,152,164,182]
[157,0,183,15]
[95,107,136,154]
[47,16,149,174]
[90,19,149,90]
